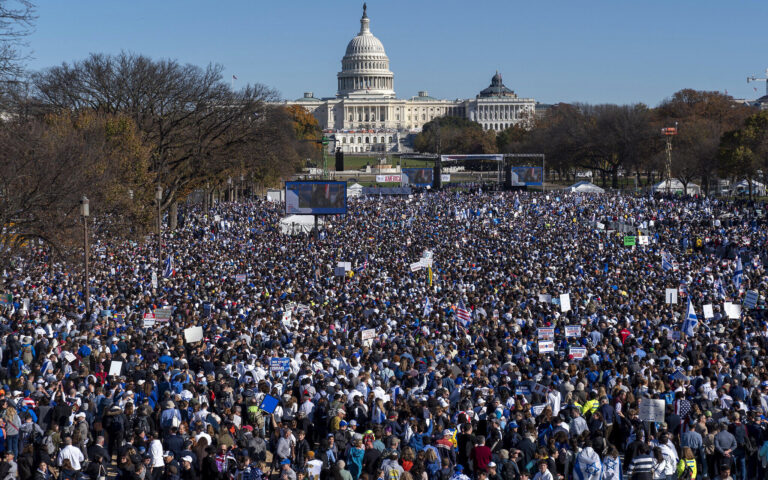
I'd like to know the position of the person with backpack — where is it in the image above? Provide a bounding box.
[675,447,697,480]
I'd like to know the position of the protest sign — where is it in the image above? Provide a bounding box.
[623,236,636,246]
[724,302,741,319]
[560,293,571,313]
[361,328,376,347]
[638,398,665,422]
[108,361,122,377]
[665,288,678,304]
[270,357,291,373]
[565,325,582,337]
[638,235,649,245]
[235,274,246,283]
[259,394,280,414]
[63,352,77,363]
[0,293,11,306]
[334,266,346,276]
[151,272,158,289]
[515,386,531,396]
[569,347,587,360]
[410,261,423,272]
[538,293,552,303]
[532,383,549,396]
[537,327,555,341]
[744,290,759,309]
[184,326,204,343]
[539,340,555,353]
[531,404,546,416]
[154,307,172,321]
[337,262,352,272]
[703,304,714,319]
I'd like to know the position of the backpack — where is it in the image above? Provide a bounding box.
[387,468,401,480]
[677,463,693,480]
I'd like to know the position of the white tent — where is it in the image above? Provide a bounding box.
[652,179,701,195]
[566,181,604,193]
[347,183,363,198]
[732,179,766,196]
[279,215,324,235]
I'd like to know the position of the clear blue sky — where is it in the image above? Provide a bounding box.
[25,0,768,106]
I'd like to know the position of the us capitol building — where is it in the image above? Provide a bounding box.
[283,4,536,153]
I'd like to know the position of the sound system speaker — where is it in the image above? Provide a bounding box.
[335,149,344,172]
[433,161,442,190]
[505,164,512,190]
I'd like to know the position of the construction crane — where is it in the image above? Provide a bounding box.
[747,68,768,97]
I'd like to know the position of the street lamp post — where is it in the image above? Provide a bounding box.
[155,185,163,236]
[80,196,90,317]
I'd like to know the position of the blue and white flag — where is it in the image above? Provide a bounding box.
[163,255,175,278]
[662,253,674,272]
[683,297,697,337]
[733,256,743,290]
[423,297,432,318]
[714,278,726,299]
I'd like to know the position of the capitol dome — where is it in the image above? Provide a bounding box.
[337,4,395,98]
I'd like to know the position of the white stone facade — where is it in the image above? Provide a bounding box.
[282,5,535,153]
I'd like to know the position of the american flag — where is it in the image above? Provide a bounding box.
[456,300,472,327]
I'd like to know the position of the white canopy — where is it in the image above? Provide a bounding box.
[566,181,604,193]
[279,215,324,235]
[652,179,701,195]
[732,179,766,196]
[347,183,363,198]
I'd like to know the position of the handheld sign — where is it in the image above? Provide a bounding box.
[724,302,741,319]
[638,398,665,422]
[259,394,280,414]
[143,313,156,328]
[538,294,552,303]
[560,293,571,313]
[537,327,555,341]
[665,288,678,304]
[569,347,587,360]
[744,290,759,309]
[361,328,376,347]
[270,357,291,373]
[539,340,555,353]
[334,266,346,277]
[410,262,423,272]
[154,307,172,321]
[184,326,204,343]
[151,272,158,289]
[108,361,123,377]
[532,383,549,396]
[235,274,247,283]
[565,325,581,338]
[623,236,636,246]
[702,304,714,319]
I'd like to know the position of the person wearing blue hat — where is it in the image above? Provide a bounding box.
[451,464,470,480]
[281,458,297,480]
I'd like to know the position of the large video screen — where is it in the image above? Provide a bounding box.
[510,166,543,186]
[401,168,434,186]
[285,181,347,215]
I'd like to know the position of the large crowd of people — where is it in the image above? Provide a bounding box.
[0,189,765,480]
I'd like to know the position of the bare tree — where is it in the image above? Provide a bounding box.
[32,52,286,210]
[0,0,34,81]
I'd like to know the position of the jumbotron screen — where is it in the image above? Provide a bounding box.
[285,181,347,215]
[401,168,434,186]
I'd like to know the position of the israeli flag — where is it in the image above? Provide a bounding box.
[163,255,174,278]
[683,297,697,337]
[662,253,674,272]
[733,256,743,289]
[715,279,726,299]
[423,296,432,318]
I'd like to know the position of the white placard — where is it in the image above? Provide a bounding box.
[143,318,156,328]
[560,293,571,313]
[703,304,714,319]
[361,328,376,347]
[565,325,582,338]
[569,347,587,360]
[108,361,123,377]
[665,288,678,304]
[638,236,649,245]
[538,294,552,303]
[63,352,77,363]
[724,302,741,319]
[596,222,605,230]
[337,262,352,272]
[539,340,555,353]
[532,383,548,396]
[531,404,547,416]
[410,262,424,272]
[151,272,158,289]
[184,326,204,343]
[638,398,666,422]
